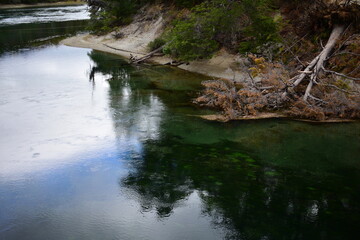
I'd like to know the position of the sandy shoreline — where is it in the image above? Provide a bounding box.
[59,4,251,82]
[62,33,250,82]
[0,1,85,9]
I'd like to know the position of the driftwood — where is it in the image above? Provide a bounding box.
[164,60,186,66]
[283,24,346,101]
[103,43,144,55]
[131,45,165,64]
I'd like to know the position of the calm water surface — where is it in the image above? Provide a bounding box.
[0,5,360,240]
[0,5,89,25]
[0,5,88,54]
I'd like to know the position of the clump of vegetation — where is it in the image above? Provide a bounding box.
[87,0,206,33]
[148,37,166,51]
[87,0,139,33]
[163,0,233,61]
[238,0,281,53]
[163,0,279,61]
[195,55,290,119]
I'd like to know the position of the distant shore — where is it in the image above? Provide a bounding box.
[0,1,85,9]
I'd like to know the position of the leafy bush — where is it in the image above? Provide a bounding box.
[238,0,280,53]
[163,0,280,60]
[88,0,138,33]
[163,15,219,61]
[148,37,166,51]
[172,0,205,8]
[164,0,241,61]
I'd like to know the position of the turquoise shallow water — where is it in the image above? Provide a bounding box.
[0,5,360,240]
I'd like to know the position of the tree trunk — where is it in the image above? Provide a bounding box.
[283,24,346,101]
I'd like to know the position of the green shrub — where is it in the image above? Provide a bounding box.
[163,17,219,61]
[163,0,280,60]
[238,0,280,53]
[172,0,205,8]
[148,37,167,51]
[164,0,240,61]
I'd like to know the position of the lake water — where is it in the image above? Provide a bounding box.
[0,4,360,240]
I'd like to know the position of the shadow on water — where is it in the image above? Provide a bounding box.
[87,51,360,240]
[120,138,360,240]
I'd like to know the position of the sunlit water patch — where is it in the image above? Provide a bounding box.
[0,5,89,26]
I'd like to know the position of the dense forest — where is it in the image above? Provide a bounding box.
[90,0,360,120]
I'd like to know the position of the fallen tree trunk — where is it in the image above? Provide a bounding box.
[284,24,346,101]
[131,45,165,64]
[303,24,346,100]
[103,43,144,55]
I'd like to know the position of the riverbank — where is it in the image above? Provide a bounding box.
[0,1,84,9]
[60,5,250,83]
[62,34,358,123]
[61,4,359,123]
[62,34,250,82]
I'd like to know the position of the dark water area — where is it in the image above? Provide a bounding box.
[1,5,360,240]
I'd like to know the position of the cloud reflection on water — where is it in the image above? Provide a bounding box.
[0,46,163,180]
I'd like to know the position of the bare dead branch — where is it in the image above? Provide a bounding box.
[308,94,328,104]
[331,51,360,57]
[321,83,357,93]
[323,68,360,81]
[282,33,309,54]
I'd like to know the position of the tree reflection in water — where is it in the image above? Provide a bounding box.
[121,139,359,239]
[88,50,360,240]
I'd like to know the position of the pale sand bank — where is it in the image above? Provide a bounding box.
[60,8,249,82]
[62,33,249,82]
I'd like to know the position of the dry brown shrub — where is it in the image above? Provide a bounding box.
[195,52,360,121]
[287,100,326,120]
[194,80,266,119]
